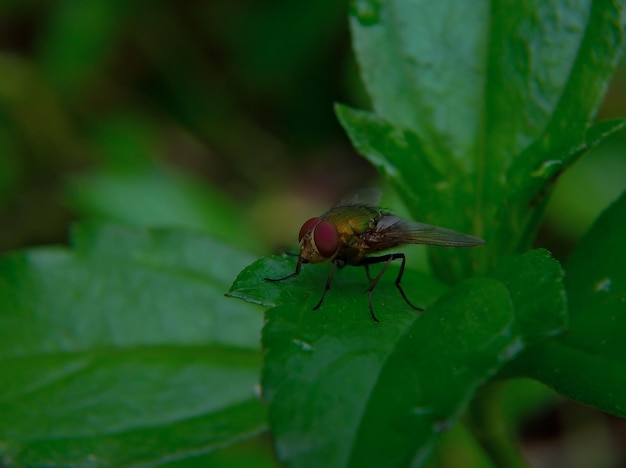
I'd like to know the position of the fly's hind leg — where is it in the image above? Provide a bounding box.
[364,264,373,281]
[391,253,424,312]
[360,253,423,322]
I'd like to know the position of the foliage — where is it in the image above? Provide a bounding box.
[0,224,266,466]
[0,0,625,467]
[230,249,566,466]
[230,0,626,466]
[508,190,626,415]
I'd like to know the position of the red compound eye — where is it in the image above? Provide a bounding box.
[313,221,339,258]
[299,217,321,241]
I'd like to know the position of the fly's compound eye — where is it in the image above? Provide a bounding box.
[313,221,339,258]
[299,217,321,241]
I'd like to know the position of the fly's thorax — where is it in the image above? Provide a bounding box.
[323,205,381,235]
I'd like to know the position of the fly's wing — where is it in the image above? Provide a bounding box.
[374,215,484,247]
[333,188,381,208]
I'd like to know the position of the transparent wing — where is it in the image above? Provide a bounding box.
[333,188,381,208]
[376,215,484,247]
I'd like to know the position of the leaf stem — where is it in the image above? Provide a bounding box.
[466,382,528,468]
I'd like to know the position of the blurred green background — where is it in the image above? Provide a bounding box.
[1,1,625,465]
[0,1,624,260]
[0,0,379,255]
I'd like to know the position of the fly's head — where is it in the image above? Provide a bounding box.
[298,217,340,264]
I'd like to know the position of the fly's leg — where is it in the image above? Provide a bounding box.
[364,264,373,281]
[391,253,424,312]
[313,261,337,310]
[361,255,393,322]
[360,253,424,322]
[265,257,339,312]
[264,256,303,282]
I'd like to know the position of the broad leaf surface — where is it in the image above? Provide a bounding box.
[512,189,626,417]
[0,223,266,466]
[489,249,566,340]
[349,0,625,188]
[228,250,565,466]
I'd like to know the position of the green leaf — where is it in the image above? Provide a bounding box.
[500,118,626,255]
[334,105,460,227]
[349,0,625,173]
[489,249,567,341]
[228,253,451,317]
[343,278,517,468]
[67,163,259,251]
[511,188,626,417]
[228,250,566,466]
[0,223,266,466]
[349,1,488,168]
[340,0,626,276]
[226,256,302,309]
[543,128,626,241]
[334,105,480,281]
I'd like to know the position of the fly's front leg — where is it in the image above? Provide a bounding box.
[264,256,303,282]
[313,260,337,310]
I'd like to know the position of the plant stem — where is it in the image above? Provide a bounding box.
[466,381,528,468]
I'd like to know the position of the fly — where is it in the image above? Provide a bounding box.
[265,189,484,322]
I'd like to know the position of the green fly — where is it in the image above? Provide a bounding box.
[265,189,484,322]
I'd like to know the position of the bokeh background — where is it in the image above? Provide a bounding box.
[0,0,378,256]
[1,1,625,466]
